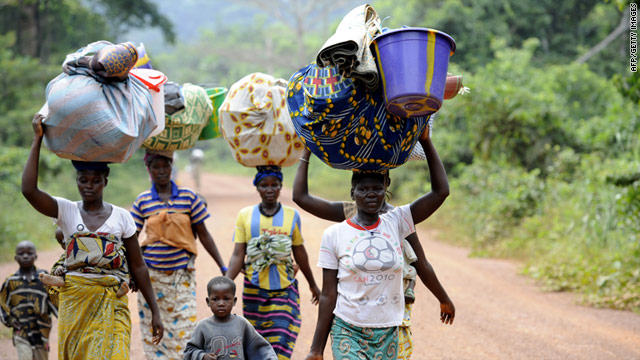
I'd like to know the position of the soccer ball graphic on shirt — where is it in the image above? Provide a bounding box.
[351,235,397,272]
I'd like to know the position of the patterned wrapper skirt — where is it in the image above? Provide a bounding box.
[330,316,398,360]
[398,303,413,359]
[138,268,197,360]
[242,278,301,360]
[58,275,131,360]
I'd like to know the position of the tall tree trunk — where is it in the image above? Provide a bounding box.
[16,0,39,58]
[575,6,630,64]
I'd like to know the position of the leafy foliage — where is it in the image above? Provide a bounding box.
[374,0,626,75]
[0,0,174,61]
[0,34,57,146]
[0,147,65,260]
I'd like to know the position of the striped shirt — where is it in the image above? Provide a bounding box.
[234,204,303,290]
[131,181,209,270]
[0,270,57,346]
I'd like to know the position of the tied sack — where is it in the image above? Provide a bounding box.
[43,41,158,163]
[143,83,212,151]
[219,73,304,167]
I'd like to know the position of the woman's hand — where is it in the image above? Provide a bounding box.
[309,284,321,305]
[32,113,45,138]
[440,300,455,325]
[202,354,218,360]
[419,125,430,141]
[151,312,164,344]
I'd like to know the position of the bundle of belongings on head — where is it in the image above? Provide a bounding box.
[143,82,212,151]
[42,41,161,162]
[219,72,304,167]
[287,4,467,171]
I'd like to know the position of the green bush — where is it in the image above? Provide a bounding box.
[0,147,151,261]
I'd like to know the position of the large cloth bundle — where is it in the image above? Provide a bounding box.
[143,83,212,151]
[316,4,381,91]
[219,73,304,167]
[43,41,158,163]
[286,63,430,171]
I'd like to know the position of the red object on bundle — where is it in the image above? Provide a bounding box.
[444,75,463,100]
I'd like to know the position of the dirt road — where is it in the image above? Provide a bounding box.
[2,172,640,359]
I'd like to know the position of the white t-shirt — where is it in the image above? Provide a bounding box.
[318,204,415,328]
[54,197,136,279]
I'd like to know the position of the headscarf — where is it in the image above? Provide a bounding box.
[71,160,110,173]
[253,165,283,186]
[144,150,174,167]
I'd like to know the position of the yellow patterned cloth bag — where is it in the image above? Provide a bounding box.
[143,84,212,151]
[219,73,304,167]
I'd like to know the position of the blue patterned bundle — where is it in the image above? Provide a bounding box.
[286,63,430,171]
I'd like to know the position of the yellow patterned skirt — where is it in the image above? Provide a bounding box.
[398,303,414,359]
[138,267,197,360]
[58,275,131,360]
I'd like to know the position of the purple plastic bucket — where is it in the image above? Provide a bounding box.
[372,28,456,118]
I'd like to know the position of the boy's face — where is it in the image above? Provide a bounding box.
[15,242,37,269]
[206,284,236,320]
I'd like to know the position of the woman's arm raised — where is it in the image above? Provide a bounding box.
[21,114,58,218]
[292,148,346,222]
[409,133,450,225]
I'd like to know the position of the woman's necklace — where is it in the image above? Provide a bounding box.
[259,202,281,217]
[351,215,381,236]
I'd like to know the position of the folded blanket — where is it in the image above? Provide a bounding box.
[316,4,381,91]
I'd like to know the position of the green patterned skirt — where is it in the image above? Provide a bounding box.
[330,316,398,360]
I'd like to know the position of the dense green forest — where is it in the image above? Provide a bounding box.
[0,0,638,311]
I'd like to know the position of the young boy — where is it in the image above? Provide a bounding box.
[0,241,58,360]
[184,276,277,360]
[39,228,129,297]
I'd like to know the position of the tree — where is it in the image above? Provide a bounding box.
[371,0,623,75]
[239,0,362,66]
[0,0,175,62]
[0,33,57,146]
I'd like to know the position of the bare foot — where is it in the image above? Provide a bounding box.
[39,273,65,287]
[116,282,129,298]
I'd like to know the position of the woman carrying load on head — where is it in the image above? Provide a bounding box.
[293,145,454,359]
[226,165,321,360]
[131,150,227,360]
[303,131,455,360]
[22,113,163,360]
